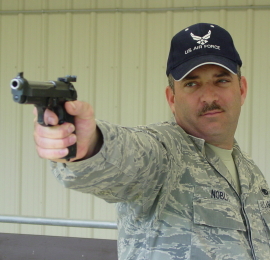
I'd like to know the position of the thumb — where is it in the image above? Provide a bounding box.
[64,100,98,160]
[65,100,94,120]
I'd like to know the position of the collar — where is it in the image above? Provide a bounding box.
[169,116,206,153]
[188,134,206,154]
[169,116,241,155]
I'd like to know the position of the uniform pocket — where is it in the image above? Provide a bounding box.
[258,200,270,240]
[193,187,245,231]
[193,198,245,230]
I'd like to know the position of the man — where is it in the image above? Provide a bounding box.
[34,23,270,259]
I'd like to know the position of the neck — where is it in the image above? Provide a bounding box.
[204,139,234,150]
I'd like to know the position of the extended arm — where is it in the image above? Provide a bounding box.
[34,100,168,204]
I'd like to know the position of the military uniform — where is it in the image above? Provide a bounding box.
[51,120,270,260]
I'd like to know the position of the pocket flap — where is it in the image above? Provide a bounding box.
[193,198,246,231]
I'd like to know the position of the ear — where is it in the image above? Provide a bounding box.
[165,86,176,114]
[240,76,248,106]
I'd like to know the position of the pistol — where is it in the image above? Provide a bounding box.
[10,72,78,160]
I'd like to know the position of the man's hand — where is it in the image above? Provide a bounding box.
[34,100,102,163]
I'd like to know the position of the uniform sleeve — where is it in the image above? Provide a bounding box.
[50,120,169,204]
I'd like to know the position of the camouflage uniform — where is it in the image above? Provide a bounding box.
[51,120,270,260]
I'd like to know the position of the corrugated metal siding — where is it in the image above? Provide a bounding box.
[1,0,270,239]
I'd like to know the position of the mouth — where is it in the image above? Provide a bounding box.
[199,101,225,117]
[201,110,224,117]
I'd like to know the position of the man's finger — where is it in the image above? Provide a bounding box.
[33,107,59,126]
[35,122,75,139]
[36,146,69,160]
[34,133,76,149]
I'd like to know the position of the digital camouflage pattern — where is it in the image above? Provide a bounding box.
[51,120,270,260]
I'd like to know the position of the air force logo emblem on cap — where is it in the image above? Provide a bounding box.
[191,30,211,45]
[185,28,220,55]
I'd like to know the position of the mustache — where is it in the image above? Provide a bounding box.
[198,101,224,116]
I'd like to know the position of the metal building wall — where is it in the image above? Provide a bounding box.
[0,0,270,240]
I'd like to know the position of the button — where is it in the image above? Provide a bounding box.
[261,188,269,196]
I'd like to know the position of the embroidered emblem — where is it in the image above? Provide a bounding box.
[190,30,211,45]
[184,26,221,55]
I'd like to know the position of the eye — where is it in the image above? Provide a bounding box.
[185,82,197,87]
[217,78,231,84]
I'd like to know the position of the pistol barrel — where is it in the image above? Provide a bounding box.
[10,78,22,90]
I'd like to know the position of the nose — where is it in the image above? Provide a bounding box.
[200,83,218,104]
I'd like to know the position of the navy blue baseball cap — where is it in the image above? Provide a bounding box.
[166,23,242,81]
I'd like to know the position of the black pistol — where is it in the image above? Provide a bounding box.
[10,72,78,160]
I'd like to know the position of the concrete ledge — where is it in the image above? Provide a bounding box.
[0,233,117,260]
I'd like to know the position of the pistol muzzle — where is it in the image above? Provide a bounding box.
[10,79,21,90]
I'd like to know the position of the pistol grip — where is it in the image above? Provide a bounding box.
[35,104,77,161]
[59,107,77,161]
[64,143,77,161]
[52,103,77,161]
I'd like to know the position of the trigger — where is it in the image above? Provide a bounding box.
[35,105,47,126]
[53,105,65,125]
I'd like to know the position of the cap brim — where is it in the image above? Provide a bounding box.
[171,55,238,81]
